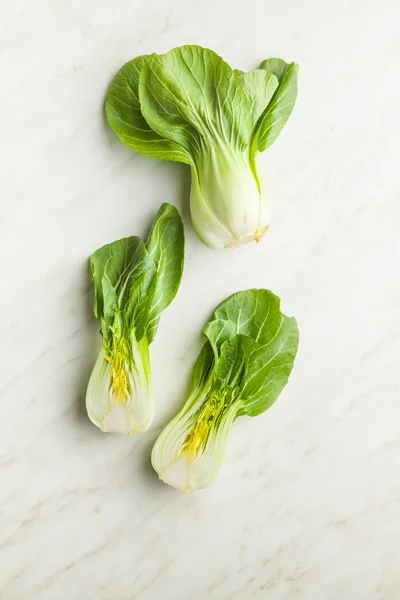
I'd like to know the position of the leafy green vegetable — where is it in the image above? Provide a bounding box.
[106,45,298,249]
[151,289,299,492]
[86,203,184,434]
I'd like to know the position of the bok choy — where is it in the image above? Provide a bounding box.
[106,45,298,249]
[151,289,299,492]
[86,203,184,434]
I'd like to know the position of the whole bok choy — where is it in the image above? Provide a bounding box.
[86,203,184,434]
[152,289,299,492]
[106,45,298,249]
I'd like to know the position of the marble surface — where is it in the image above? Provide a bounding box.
[1,0,400,598]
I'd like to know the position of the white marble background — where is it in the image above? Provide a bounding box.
[1,0,399,598]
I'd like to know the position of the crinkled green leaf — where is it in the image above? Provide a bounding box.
[123,270,156,342]
[202,318,237,356]
[203,289,283,351]
[90,236,155,344]
[101,273,118,324]
[253,60,299,152]
[90,236,147,313]
[238,69,279,123]
[203,289,298,415]
[145,203,185,342]
[239,314,299,416]
[259,58,291,81]
[106,55,192,164]
[89,204,184,345]
[139,46,253,156]
[190,341,215,391]
[213,334,255,389]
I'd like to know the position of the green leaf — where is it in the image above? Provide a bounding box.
[90,236,156,337]
[101,273,118,323]
[105,55,192,164]
[204,289,298,416]
[145,203,185,342]
[259,58,291,81]
[253,60,299,152]
[139,46,253,156]
[91,236,136,319]
[239,314,299,416]
[204,289,284,350]
[89,203,184,344]
[123,270,155,342]
[238,69,279,123]
[190,342,215,391]
[202,318,237,355]
[213,334,255,390]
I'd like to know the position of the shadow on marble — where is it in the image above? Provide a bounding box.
[69,260,102,434]
[136,429,165,493]
[135,429,186,499]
